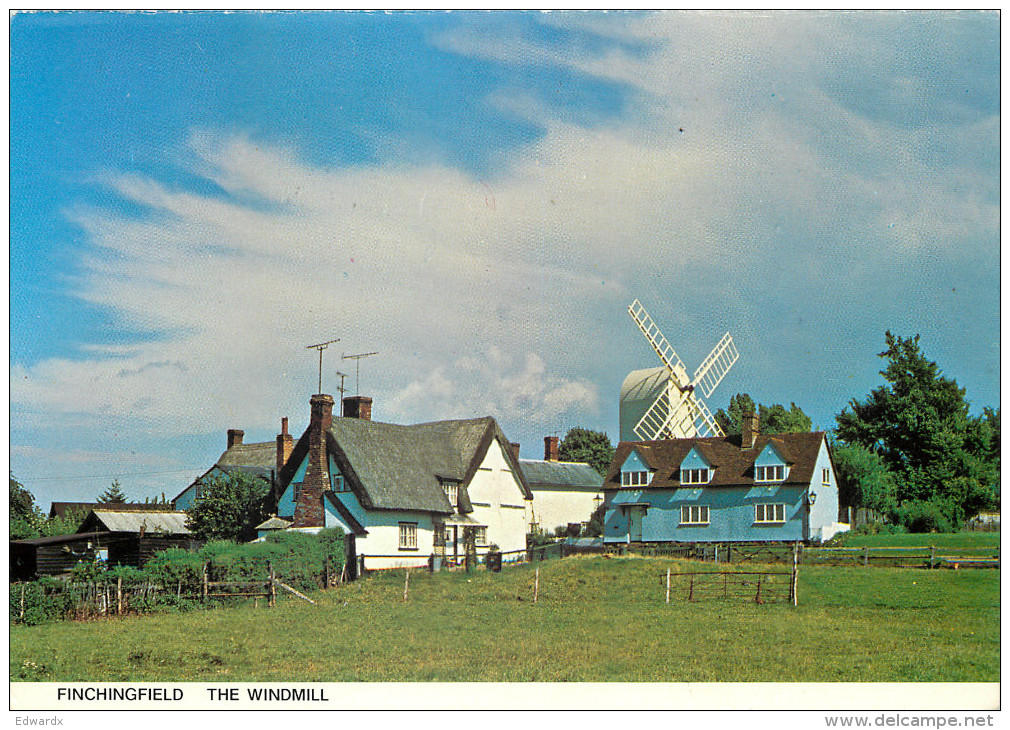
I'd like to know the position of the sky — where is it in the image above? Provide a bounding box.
[9,10,1000,511]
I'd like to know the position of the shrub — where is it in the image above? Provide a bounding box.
[894,499,955,533]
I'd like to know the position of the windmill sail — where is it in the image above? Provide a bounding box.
[628,299,688,383]
[692,332,739,398]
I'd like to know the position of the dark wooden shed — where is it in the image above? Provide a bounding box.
[9,531,115,581]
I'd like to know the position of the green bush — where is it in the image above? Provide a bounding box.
[11,578,75,626]
[894,499,955,533]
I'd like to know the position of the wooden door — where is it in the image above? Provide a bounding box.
[629,507,644,542]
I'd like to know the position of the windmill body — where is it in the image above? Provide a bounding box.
[619,300,739,442]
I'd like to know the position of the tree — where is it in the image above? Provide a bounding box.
[185,473,271,542]
[835,331,1000,528]
[715,394,812,436]
[558,428,615,476]
[830,441,897,514]
[97,479,128,503]
[10,473,43,539]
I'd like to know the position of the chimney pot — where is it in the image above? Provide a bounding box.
[741,412,759,450]
[510,442,520,460]
[227,429,244,449]
[544,436,560,462]
[342,395,373,421]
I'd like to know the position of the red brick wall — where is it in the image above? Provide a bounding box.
[293,394,333,528]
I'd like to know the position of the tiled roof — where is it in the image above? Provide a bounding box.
[519,460,603,490]
[603,432,827,490]
[325,416,532,513]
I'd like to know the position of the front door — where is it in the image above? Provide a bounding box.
[628,506,645,542]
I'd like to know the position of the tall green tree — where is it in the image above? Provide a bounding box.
[558,428,615,476]
[715,394,812,435]
[97,479,128,503]
[830,441,897,514]
[185,473,271,542]
[835,331,999,527]
[10,473,43,539]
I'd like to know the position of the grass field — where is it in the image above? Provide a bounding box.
[9,556,999,683]
[826,531,1001,552]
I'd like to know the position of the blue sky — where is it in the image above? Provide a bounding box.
[10,11,1000,510]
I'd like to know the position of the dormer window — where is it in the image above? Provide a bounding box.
[443,482,459,508]
[680,468,711,484]
[621,470,652,487]
[755,465,786,482]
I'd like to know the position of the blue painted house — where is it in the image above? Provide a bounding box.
[602,414,847,545]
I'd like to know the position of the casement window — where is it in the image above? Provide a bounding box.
[680,505,710,525]
[754,503,786,523]
[474,526,487,545]
[398,522,418,550]
[822,468,831,486]
[443,482,459,509]
[331,474,346,492]
[680,468,710,484]
[754,465,786,482]
[293,482,302,503]
[621,470,652,487]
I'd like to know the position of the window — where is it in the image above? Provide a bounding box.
[621,470,652,487]
[474,526,487,545]
[445,528,454,545]
[754,465,786,482]
[680,505,710,525]
[822,468,831,486]
[755,503,786,523]
[293,482,302,503]
[443,482,459,508]
[398,522,418,550]
[680,468,710,484]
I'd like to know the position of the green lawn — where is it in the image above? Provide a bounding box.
[10,556,999,682]
[827,531,1000,553]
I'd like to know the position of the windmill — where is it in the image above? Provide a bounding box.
[619,299,739,441]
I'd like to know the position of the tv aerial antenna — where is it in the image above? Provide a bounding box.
[342,351,378,395]
[335,371,349,398]
[306,338,340,394]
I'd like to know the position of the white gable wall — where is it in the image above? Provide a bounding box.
[466,439,531,555]
[530,486,600,533]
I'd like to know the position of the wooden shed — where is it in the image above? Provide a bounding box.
[9,531,115,581]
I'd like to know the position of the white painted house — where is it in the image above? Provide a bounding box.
[519,436,604,533]
[270,393,533,570]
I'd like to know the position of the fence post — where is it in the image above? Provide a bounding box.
[755,575,763,604]
[117,576,123,615]
[930,545,936,569]
[688,574,694,601]
[863,546,869,567]
[403,569,410,602]
[666,567,671,604]
[202,563,209,602]
[791,543,799,607]
[20,584,26,620]
[323,559,329,590]
[268,563,276,608]
[533,567,539,604]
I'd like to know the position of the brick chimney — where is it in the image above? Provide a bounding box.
[342,395,372,421]
[510,442,520,460]
[741,412,759,450]
[293,394,333,528]
[227,429,244,449]
[544,435,559,462]
[276,417,293,472]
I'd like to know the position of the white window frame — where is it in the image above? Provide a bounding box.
[474,526,487,545]
[754,464,786,482]
[621,470,653,487]
[680,504,710,525]
[754,503,786,524]
[680,467,711,484]
[443,482,459,508]
[822,468,831,486]
[398,522,418,550]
